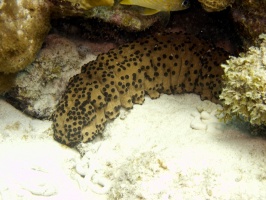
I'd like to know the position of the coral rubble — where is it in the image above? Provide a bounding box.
[220,33,266,126]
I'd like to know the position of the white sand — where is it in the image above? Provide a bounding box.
[0,94,266,200]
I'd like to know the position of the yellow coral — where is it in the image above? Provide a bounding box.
[198,0,235,12]
[220,33,266,125]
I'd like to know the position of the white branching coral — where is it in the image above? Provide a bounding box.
[220,33,266,125]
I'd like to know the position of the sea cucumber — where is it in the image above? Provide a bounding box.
[52,32,229,147]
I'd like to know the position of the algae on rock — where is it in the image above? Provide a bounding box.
[220,33,266,126]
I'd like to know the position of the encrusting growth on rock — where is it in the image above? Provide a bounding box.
[52,32,229,147]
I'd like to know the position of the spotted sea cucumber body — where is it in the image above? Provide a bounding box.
[52,32,229,147]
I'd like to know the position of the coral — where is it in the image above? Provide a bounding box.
[197,0,235,12]
[0,0,51,75]
[220,33,266,126]
[86,6,160,31]
[49,0,114,10]
[49,3,161,31]
[5,34,97,119]
[231,0,266,48]
[60,0,114,9]
[48,0,114,16]
[52,32,229,147]
[120,0,190,15]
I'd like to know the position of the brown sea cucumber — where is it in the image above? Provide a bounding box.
[52,32,229,147]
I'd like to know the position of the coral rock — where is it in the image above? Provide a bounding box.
[49,0,114,10]
[48,0,114,16]
[49,1,161,31]
[0,0,51,74]
[198,0,235,12]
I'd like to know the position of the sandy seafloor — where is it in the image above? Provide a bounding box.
[0,93,266,200]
